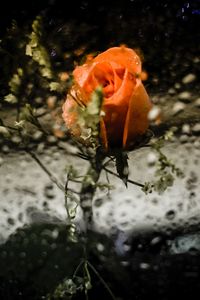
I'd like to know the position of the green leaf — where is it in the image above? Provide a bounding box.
[142,182,154,194]
[49,82,60,91]
[25,44,32,56]
[25,16,53,79]
[4,93,18,103]
[153,172,174,194]
[77,86,103,147]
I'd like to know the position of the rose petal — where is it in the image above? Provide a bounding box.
[73,62,95,90]
[102,69,136,147]
[63,46,151,150]
[123,80,152,149]
[94,46,141,76]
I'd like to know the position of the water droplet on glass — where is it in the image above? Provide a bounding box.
[80,1,88,10]
[147,152,157,167]
[96,243,105,252]
[140,262,150,270]
[51,49,57,57]
[165,210,176,220]
[7,217,15,226]
[44,184,55,199]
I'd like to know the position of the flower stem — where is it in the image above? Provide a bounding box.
[80,148,105,229]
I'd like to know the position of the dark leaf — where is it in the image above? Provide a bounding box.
[115,151,129,187]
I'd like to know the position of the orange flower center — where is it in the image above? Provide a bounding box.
[82,62,126,100]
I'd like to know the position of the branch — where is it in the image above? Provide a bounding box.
[87,260,117,300]
[26,149,79,195]
[103,166,144,188]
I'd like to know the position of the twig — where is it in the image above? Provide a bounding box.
[86,260,117,300]
[64,174,72,221]
[72,259,85,278]
[103,166,144,188]
[26,149,79,195]
[1,124,18,131]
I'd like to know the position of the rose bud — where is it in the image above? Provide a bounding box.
[62,46,152,150]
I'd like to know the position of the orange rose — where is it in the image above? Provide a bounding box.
[62,46,152,150]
